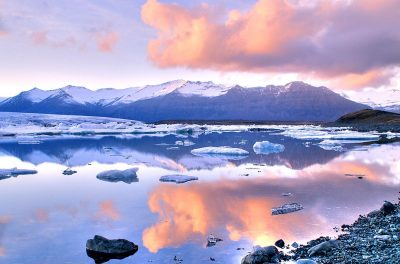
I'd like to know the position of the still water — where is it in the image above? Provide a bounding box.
[0,131,399,263]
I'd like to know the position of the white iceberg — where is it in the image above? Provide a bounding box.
[191,146,249,160]
[159,174,198,184]
[0,168,38,180]
[253,141,285,155]
[96,168,138,184]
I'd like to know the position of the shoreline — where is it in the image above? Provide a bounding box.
[242,200,400,264]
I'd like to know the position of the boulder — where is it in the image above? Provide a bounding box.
[241,246,280,264]
[86,235,138,263]
[380,201,396,216]
[274,239,285,249]
[308,240,340,257]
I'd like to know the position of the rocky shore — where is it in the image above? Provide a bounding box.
[242,200,400,264]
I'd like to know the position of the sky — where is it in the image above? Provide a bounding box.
[0,0,399,100]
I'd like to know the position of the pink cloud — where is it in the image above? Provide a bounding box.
[97,32,119,53]
[141,0,400,89]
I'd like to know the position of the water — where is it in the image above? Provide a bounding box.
[0,131,399,263]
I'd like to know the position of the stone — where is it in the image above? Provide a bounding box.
[296,259,317,264]
[86,235,138,263]
[241,246,280,264]
[275,239,285,249]
[308,240,340,257]
[380,201,396,216]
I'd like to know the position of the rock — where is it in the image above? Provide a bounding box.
[380,201,396,215]
[86,235,138,263]
[373,235,391,240]
[272,203,303,215]
[159,174,198,184]
[275,239,285,248]
[291,242,299,248]
[308,240,340,257]
[241,245,280,264]
[96,168,138,184]
[296,259,317,264]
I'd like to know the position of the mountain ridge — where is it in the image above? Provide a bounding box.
[0,80,368,122]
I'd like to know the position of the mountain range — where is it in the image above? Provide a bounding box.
[0,80,368,122]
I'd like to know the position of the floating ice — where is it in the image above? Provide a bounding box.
[272,203,303,215]
[159,174,198,184]
[96,168,138,184]
[0,168,38,180]
[253,141,285,155]
[191,146,249,160]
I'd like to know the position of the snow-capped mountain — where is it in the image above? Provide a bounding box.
[344,88,400,114]
[0,80,368,122]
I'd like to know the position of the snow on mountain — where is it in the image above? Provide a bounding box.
[344,88,400,113]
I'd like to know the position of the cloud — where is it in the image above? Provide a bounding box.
[97,32,119,53]
[141,0,400,89]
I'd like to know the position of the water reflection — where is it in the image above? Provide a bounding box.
[0,132,398,263]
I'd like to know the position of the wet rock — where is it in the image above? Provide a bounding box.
[272,203,303,215]
[96,168,138,184]
[296,259,317,264]
[308,240,340,257]
[241,246,280,264]
[86,235,138,263]
[274,239,285,249]
[380,201,396,215]
[291,242,299,248]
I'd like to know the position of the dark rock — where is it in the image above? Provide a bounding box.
[86,235,138,263]
[308,240,340,256]
[274,239,285,248]
[241,245,279,264]
[380,201,396,215]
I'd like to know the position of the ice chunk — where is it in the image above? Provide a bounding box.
[191,146,249,160]
[0,168,38,180]
[272,203,303,215]
[159,174,198,184]
[96,168,138,184]
[63,168,77,175]
[253,141,285,155]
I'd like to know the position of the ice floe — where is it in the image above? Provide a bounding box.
[253,141,285,155]
[0,168,38,180]
[96,168,138,184]
[191,146,249,160]
[159,174,198,184]
[272,203,304,215]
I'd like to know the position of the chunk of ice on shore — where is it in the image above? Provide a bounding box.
[253,141,285,155]
[191,146,249,160]
[159,174,198,184]
[272,203,303,215]
[96,168,138,184]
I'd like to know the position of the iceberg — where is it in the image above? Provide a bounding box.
[96,168,138,184]
[0,168,38,180]
[191,146,249,160]
[272,203,303,215]
[253,141,285,155]
[159,174,198,184]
